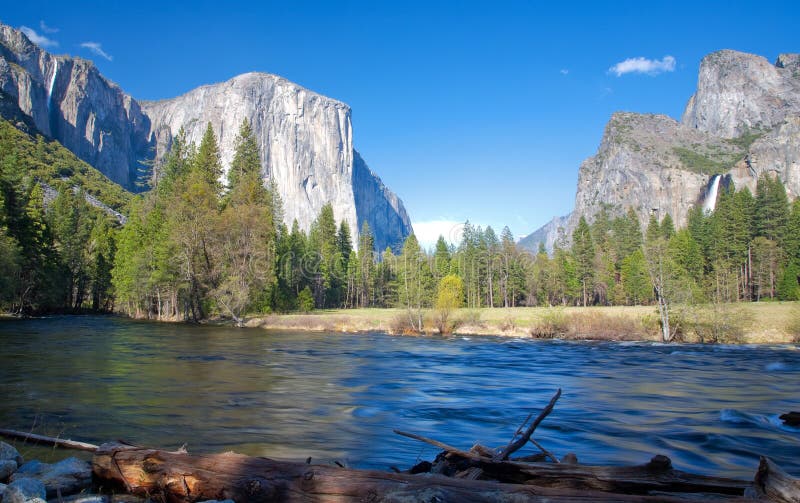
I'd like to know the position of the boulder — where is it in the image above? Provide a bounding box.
[0,460,16,482]
[0,444,22,466]
[10,458,91,498]
[1,478,46,503]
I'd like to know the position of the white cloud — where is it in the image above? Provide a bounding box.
[560,69,569,75]
[39,20,59,34]
[411,220,467,250]
[608,55,676,77]
[19,26,58,48]
[80,42,113,61]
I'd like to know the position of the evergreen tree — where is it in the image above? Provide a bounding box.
[194,122,223,195]
[433,235,451,283]
[357,222,375,307]
[212,140,275,324]
[227,119,261,191]
[660,213,676,240]
[572,216,595,306]
[49,188,93,310]
[755,174,789,244]
[620,249,651,305]
[397,234,433,331]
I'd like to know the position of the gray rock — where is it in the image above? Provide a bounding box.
[0,24,154,190]
[141,72,412,250]
[0,443,23,466]
[0,460,16,482]
[2,478,46,503]
[10,458,91,498]
[682,50,800,138]
[0,483,5,498]
[0,21,412,251]
[521,50,800,253]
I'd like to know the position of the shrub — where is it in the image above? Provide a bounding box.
[297,286,315,313]
[786,305,800,343]
[565,312,649,341]
[459,310,484,328]
[390,313,422,335]
[529,309,568,338]
[499,315,516,332]
[680,303,752,343]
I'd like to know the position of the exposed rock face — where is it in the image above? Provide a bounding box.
[522,50,800,253]
[518,213,570,253]
[0,22,412,249]
[352,151,412,251]
[682,50,800,138]
[0,24,153,189]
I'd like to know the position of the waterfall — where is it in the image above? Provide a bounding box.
[702,174,722,214]
[46,60,58,112]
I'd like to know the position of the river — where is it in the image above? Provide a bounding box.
[0,315,798,479]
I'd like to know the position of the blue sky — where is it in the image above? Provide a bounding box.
[4,1,799,248]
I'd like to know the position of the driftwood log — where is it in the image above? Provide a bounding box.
[751,456,800,503]
[0,427,99,451]
[92,442,735,503]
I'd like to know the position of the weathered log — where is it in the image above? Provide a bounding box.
[751,456,800,503]
[90,443,720,502]
[0,428,99,452]
[463,454,751,496]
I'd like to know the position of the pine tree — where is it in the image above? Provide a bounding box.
[755,174,789,244]
[433,235,451,283]
[620,249,651,305]
[572,216,594,306]
[211,137,275,324]
[398,234,433,331]
[194,122,223,195]
[660,213,676,240]
[357,222,375,307]
[227,119,261,191]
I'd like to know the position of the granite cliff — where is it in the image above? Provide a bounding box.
[522,50,800,252]
[0,22,411,251]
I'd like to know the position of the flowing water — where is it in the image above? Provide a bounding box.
[0,315,798,479]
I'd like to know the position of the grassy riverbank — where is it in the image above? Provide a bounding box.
[246,303,800,344]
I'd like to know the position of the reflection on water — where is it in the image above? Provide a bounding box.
[0,316,798,478]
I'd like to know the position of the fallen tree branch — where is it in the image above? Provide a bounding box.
[0,428,99,452]
[494,388,561,461]
[529,437,559,463]
[393,429,487,461]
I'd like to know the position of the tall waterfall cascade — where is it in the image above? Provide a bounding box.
[46,60,58,112]
[702,174,722,214]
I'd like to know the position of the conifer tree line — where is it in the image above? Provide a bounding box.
[3,114,800,318]
[0,121,118,314]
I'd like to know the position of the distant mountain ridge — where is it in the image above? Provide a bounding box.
[521,50,800,253]
[0,21,412,251]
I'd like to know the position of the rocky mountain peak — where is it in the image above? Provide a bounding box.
[682,49,800,138]
[776,53,800,70]
[523,48,800,254]
[0,21,412,251]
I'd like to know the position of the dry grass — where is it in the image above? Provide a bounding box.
[246,303,800,343]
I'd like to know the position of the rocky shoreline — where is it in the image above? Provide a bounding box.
[0,441,228,503]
